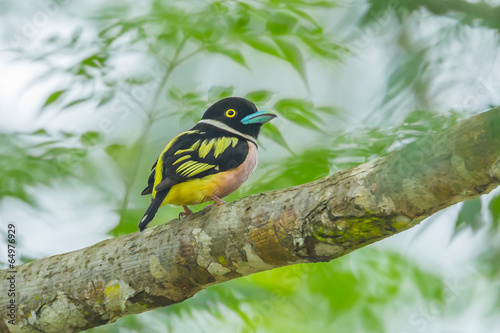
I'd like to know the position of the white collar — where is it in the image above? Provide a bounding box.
[197,119,258,146]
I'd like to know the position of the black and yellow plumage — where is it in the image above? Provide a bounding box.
[139,97,276,231]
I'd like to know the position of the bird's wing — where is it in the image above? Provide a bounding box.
[141,130,249,197]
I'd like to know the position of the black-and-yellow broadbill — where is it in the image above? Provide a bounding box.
[139,97,276,231]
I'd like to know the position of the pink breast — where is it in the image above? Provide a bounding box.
[213,141,258,198]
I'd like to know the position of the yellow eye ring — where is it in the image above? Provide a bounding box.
[225,109,236,118]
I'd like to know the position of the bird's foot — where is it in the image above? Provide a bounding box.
[178,205,193,220]
[212,195,227,205]
[203,196,227,213]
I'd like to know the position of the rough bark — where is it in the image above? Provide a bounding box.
[1,108,499,333]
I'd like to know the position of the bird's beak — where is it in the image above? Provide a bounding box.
[241,111,277,125]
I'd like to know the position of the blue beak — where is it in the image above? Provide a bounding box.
[241,111,277,125]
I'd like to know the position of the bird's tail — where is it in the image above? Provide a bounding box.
[138,190,169,231]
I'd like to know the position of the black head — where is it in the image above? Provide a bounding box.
[201,97,276,139]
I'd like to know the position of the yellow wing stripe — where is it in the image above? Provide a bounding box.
[231,137,238,147]
[183,164,203,176]
[176,161,215,178]
[173,155,190,165]
[198,139,215,158]
[174,140,200,155]
[213,137,232,158]
[176,160,197,173]
[197,137,238,159]
[152,130,200,198]
[185,164,215,177]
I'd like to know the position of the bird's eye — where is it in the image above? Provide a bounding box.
[225,109,236,118]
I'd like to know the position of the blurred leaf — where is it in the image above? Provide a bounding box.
[316,105,341,116]
[43,90,65,108]
[105,143,134,177]
[64,98,88,109]
[455,198,484,235]
[411,266,444,301]
[266,13,298,35]
[260,123,292,153]
[361,308,385,333]
[208,86,234,102]
[168,87,183,102]
[32,129,48,136]
[219,48,248,68]
[81,131,102,147]
[97,92,114,107]
[0,131,94,204]
[81,53,107,69]
[489,194,500,231]
[274,38,307,83]
[382,49,428,106]
[242,35,281,58]
[244,90,273,104]
[274,98,322,131]
[110,208,144,237]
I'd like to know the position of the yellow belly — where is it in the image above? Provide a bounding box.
[160,142,258,207]
[161,174,219,207]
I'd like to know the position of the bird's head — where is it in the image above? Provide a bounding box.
[201,97,276,139]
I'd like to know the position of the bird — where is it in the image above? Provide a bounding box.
[138,97,276,231]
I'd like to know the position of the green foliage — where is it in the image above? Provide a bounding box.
[2,0,500,331]
[42,90,65,108]
[490,194,500,231]
[364,0,500,33]
[455,199,484,234]
[0,130,94,204]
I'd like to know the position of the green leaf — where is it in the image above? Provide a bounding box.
[242,36,281,58]
[219,48,247,67]
[81,53,107,68]
[105,143,125,159]
[43,90,65,108]
[361,308,385,333]
[80,131,102,147]
[244,90,273,104]
[266,13,298,35]
[274,38,307,83]
[105,143,136,177]
[97,92,114,107]
[168,87,182,102]
[274,99,319,119]
[273,98,322,131]
[290,8,320,28]
[260,123,291,153]
[208,86,234,101]
[489,194,500,231]
[283,112,322,131]
[110,208,145,237]
[455,198,484,234]
[63,98,88,109]
[411,266,444,301]
[31,129,48,136]
[315,105,341,116]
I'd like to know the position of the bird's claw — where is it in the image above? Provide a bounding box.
[178,206,193,220]
[203,196,227,214]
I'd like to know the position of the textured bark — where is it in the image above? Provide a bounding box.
[1,108,499,332]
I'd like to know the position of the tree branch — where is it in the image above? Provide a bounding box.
[1,108,499,332]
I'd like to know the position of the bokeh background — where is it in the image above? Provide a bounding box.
[1,0,500,332]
